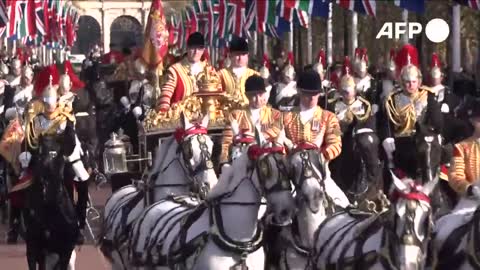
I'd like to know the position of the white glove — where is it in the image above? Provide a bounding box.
[18,152,32,169]
[382,138,396,154]
[441,103,450,113]
[372,104,379,114]
[470,186,480,200]
[132,106,142,119]
[120,96,130,109]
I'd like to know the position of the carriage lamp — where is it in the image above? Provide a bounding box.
[103,132,128,175]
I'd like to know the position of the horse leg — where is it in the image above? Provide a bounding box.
[26,241,39,270]
[68,250,76,270]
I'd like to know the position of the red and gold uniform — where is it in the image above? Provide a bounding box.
[157,58,207,111]
[220,105,282,163]
[449,138,480,194]
[218,67,259,105]
[283,106,342,161]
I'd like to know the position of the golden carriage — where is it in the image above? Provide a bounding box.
[103,64,244,178]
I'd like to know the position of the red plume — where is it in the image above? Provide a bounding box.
[287,51,294,66]
[64,60,85,91]
[34,64,60,97]
[354,48,361,60]
[317,49,326,67]
[394,44,419,77]
[431,53,441,68]
[389,48,396,61]
[262,54,271,69]
[342,56,352,76]
[361,48,368,64]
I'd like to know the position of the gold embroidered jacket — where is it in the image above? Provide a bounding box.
[218,68,259,105]
[283,106,342,161]
[449,138,480,194]
[157,59,207,111]
[220,105,282,164]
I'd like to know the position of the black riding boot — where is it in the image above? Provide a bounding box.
[75,180,89,245]
[7,205,22,244]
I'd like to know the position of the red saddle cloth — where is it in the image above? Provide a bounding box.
[8,170,33,208]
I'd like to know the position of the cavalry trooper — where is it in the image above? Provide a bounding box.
[329,58,381,204]
[5,65,35,115]
[24,70,91,244]
[111,47,135,82]
[379,44,443,182]
[271,53,297,112]
[377,49,399,104]
[218,36,259,106]
[449,99,480,200]
[157,32,208,112]
[353,48,376,105]
[313,49,334,109]
[6,58,22,87]
[220,75,283,167]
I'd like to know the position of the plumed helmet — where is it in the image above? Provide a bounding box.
[22,65,34,80]
[134,58,146,75]
[396,44,421,82]
[430,53,442,79]
[223,56,231,69]
[313,49,326,75]
[34,64,60,96]
[42,75,59,99]
[0,62,9,76]
[59,72,71,91]
[282,52,295,80]
[340,56,355,90]
[259,54,270,79]
[386,48,396,72]
[353,48,368,74]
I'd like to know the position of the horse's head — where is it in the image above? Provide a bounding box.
[247,128,295,226]
[229,119,256,161]
[415,122,442,184]
[175,113,217,199]
[389,171,437,269]
[288,144,328,214]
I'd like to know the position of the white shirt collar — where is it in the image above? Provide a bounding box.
[249,107,261,123]
[299,105,316,124]
[232,66,246,78]
[190,62,203,76]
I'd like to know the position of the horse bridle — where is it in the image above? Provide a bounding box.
[291,149,331,214]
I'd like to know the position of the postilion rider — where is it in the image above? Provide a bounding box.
[283,70,349,208]
[220,75,283,167]
[449,99,480,204]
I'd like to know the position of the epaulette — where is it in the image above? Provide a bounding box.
[419,85,434,93]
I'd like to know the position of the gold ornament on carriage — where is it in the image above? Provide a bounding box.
[144,65,243,132]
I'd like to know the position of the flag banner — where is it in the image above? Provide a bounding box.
[454,0,480,10]
[141,0,169,69]
[336,0,376,16]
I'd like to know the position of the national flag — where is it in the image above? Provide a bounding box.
[228,0,246,37]
[264,23,279,39]
[280,0,298,22]
[213,0,227,39]
[336,0,376,17]
[141,0,169,70]
[297,0,330,18]
[33,0,45,35]
[386,0,425,13]
[257,0,278,33]
[7,0,22,38]
[0,0,8,28]
[454,0,480,10]
[185,5,198,38]
[244,0,256,33]
[293,8,309,28]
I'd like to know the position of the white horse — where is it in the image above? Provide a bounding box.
[274,148,347,270]
[128,132,295,270]
[430,180,480,270]
[311,172,437,270]
[99,114,218,270]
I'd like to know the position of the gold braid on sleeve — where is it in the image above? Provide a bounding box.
[385,97,416,136]
[352,97,372,123]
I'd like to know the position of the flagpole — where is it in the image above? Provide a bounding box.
[288,31,293,56]
[307,16,312,63]
[351,11,358,58]
[451,3,461,74]
[263,34,268,57]
[326,1,333,66]
[252,31,258,63]
[401,10,408,45]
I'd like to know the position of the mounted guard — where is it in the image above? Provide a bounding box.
[6,58,22,87]
[379,44,443,185]
[271,52,297,112]
[330,57,381,205]
[220,75,283,167]
[353,48,377,105]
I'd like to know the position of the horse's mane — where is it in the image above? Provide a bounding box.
[207,151,250,200]
[149,136,177,177]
